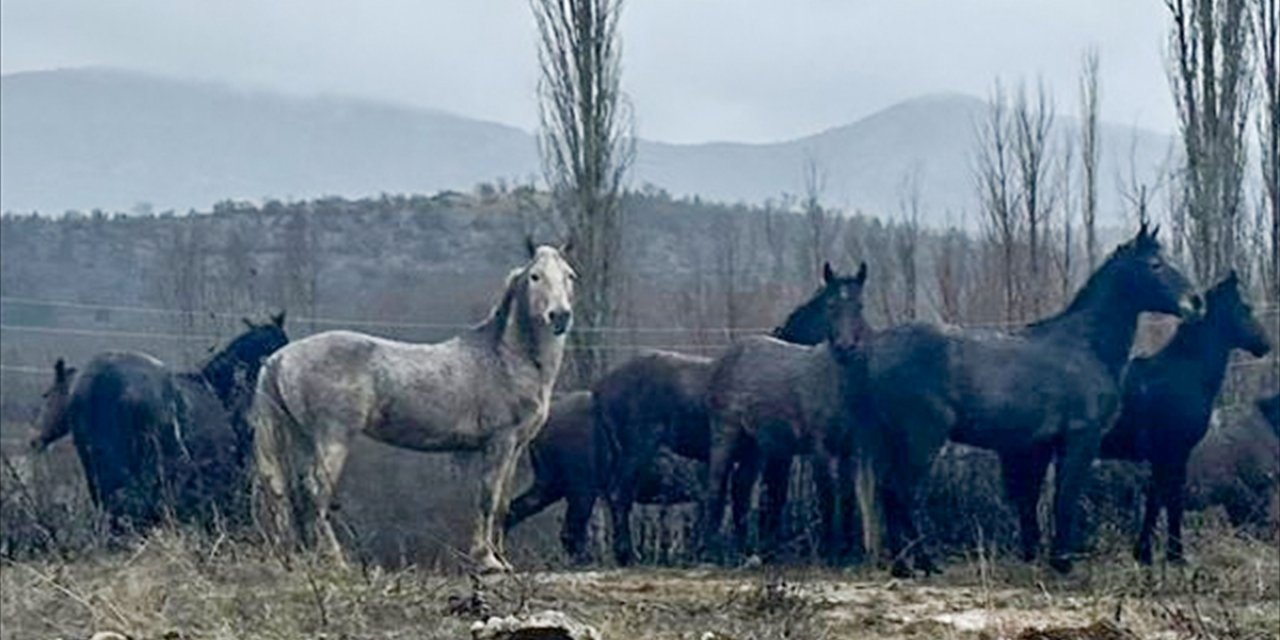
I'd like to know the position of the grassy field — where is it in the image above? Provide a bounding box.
[1,521,1277,640]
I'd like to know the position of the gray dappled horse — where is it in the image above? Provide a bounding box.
[861,224,1198,576]
[1101,271,1272,564]
[251,243,574,573]
[30,314,288,529]
[704,262,870,562]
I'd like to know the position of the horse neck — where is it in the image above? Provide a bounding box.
[1162,317,1233,395]
[197,347,246,405]
[775,296,825,345]
[1027,276,1143,377]
[477,287,563,384]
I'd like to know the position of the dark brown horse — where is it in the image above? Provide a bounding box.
[1100,271,1272,564]
[704,262,870,562]
[504,391,704,563]
[861,224,1198,576]
[30,314,288,529]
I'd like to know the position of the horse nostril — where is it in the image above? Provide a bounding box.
[550,310,572,335]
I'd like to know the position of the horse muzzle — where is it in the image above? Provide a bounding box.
[549,310,573,336]
[1178,294,1203,319]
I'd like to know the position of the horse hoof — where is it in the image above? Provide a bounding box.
[1166,553,1187,567]
[890,562,912,579]
[1134,546,1153,566]
[473,552,511,575]
[1049,555,1073,575]
[740,554,763,569]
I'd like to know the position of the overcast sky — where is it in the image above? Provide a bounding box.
[1,0,1175,144]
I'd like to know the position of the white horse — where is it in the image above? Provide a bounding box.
[251,242,575,572]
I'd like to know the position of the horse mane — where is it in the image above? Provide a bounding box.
[474,266,549,369]
[773,286,827,345]
[475,267,525,343]
[1026,237,1150,332]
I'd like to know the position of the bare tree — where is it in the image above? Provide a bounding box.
[275,211,320,334]
[800,154,842,284]
[930,216,971,324]
[894,170,923,321]
[1080,49,1102,270]
[1166,0,1254,284]
[1258,0,1280,304]
[975,81,1021,322]
[1013,80,1057,317]
[533,0,634,383]
[1056,135,1077,303]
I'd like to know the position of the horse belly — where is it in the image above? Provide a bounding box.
[365,402,488,452]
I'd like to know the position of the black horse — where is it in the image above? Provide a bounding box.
[1100,271,1272,564]
[31,313,288,529]
[1258,393,1280,437]
[704,262,870,563]
[861,224,1198,576]
[504,391,704,563]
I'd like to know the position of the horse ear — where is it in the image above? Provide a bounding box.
[242,317,256,330]
[855,261,868,285]
[272,310,287,327]
[1151,224,1161,241]
[54,358,66,380]
[1226,269,1239,285]
[1138,220,1150,238]
[822,261,835,285]
[525,235,537,259]
[561,236,574,255]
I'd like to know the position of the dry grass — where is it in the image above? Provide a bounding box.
[1,523,1276,640]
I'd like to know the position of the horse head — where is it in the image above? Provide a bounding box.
[775,262,869,359]
[1105,222,1200,320]
[1203,271,1272,358]
[30,358,76,453]
[520,241,576,337]
[821,261,870,361]
[201,312,289,404]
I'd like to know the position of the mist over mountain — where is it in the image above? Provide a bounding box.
[1,68,1172,224]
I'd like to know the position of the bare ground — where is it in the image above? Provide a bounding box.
[2,527,1277,640]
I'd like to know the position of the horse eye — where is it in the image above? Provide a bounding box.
[530,273,541,282]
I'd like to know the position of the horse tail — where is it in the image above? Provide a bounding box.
[250,355,301,549]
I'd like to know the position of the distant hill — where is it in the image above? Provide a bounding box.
[1,68,1173,224]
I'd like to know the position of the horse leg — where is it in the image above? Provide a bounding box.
[1134,468,1162,565]
[837,454,864,562]
[472,434,519,573]
[1049,426,1102,574]
[562,488,597,565]
[607,473,639,566]
[813,453,840,563]
[1000,446,1052,563]
[730,447,760,558]
[760,454,792,562]
[505,480,561,535]
[1160,461,1189,564]
[306,439,350,566]
[700,420,737,561]
[882,484,913,578]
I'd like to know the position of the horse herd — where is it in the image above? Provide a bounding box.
[26,226,1280,578]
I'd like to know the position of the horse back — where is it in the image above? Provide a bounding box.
[708,336,847,452]
[68,351,183,512]
[594,350,714,460]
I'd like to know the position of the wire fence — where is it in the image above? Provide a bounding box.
[1,292,1277,376]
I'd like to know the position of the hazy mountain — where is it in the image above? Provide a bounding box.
[1,68,1173,224]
